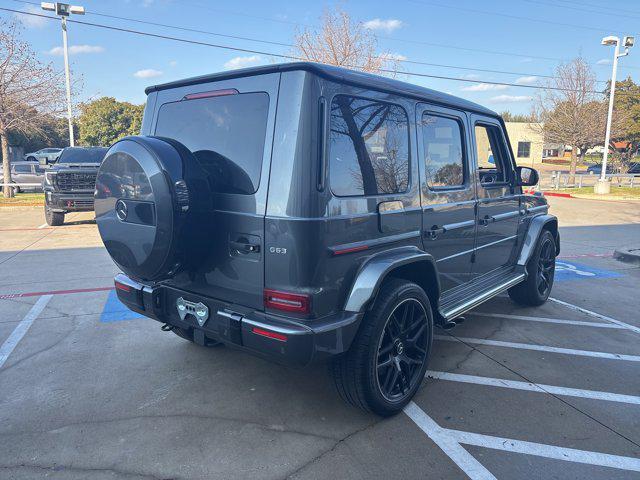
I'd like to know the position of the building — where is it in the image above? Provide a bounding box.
[504,122,544,166]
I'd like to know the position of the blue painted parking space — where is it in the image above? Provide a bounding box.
[555,260,622,282]
[100,289,144,322]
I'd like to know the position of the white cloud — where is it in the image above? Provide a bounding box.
[489,94,533,103]
[515,76,538,85]
[169,60,178,67]
[379,52,407,61]
[363,18,404,33]
[47,45,105,55]
[17,5,48,28]
[461,83,509,92]
[223,55,262,70]
[519,57,534,63]
[596,58,611,65]
[461,73,481,80]
[133,69,163,79]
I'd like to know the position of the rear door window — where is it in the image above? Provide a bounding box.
[155,92,269,195]
[329,95,409,197]
[421,114,465,189]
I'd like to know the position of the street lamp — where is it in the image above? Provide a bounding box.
[596,34,634,194]
[41,2,85,147]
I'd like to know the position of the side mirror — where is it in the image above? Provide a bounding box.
[517,166,539,187]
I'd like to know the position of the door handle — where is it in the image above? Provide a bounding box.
[426,226,446,240]
[229,240,260,253]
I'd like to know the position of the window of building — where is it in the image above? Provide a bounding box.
[475,124,511,185]
[421,114,465,188]
[329,96,409,197]
[517,141,531,158]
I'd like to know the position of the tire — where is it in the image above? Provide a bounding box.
[44,206,64,226]
[331,279,433,416]
[508,229,556,306]
[26,156,36,162]
[0,185,18,196]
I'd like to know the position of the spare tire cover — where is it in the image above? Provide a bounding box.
[95,136,211,281]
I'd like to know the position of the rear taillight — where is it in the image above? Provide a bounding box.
[263,289,310,314]
[114,280,131,292]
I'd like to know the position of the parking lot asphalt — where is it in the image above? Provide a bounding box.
[0,196,639,480]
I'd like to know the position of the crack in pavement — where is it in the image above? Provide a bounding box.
[283,418,379,479]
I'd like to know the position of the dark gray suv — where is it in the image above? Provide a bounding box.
[95,63,559,416]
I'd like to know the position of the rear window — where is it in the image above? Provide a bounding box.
[155,92,269,195]
[59,148,107,164]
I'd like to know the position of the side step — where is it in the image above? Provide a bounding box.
[439,272,525,321]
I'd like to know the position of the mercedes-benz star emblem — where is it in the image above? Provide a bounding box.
[115,199,128,221]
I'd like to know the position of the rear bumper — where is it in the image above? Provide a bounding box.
[114,274,363,366]
[44,189,94,212]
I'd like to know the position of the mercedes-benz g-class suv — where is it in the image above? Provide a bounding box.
[44,146,108,225]
[95,63,558,416]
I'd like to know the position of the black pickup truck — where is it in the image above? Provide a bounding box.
[43,146,108,225]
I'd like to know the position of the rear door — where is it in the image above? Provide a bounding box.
[417,104,476,292]
[149,74,280,310]
[470,116,521,276]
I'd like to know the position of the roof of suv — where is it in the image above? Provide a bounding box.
[145,62,498,117]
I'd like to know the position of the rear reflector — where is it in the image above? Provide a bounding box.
[114,281,131,293]
[332,244,368,256]
[263,289,310,314]
[183,89,239,100]
[251,327,287,342]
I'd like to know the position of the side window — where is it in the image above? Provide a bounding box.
[474,124,511,185]
[35,165,45,174]
[14,164,31,173]
[329,96,409,197]
[517,141,531,158]
[421,114,465,188]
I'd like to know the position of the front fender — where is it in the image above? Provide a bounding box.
[518,214,560,266]
[344,246,438,313]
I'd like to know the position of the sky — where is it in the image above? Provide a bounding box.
[3,0,640,114]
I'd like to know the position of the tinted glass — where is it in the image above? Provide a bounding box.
[422,114,465,188]
[329,96,409,197]
[155,92,269,195]
[475,125,508,183]
[35,165,45,174]
[14,164,31,173]
[58,148,107,163]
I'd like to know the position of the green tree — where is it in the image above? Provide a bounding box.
[78,97,144,146]
[610,76,640,169]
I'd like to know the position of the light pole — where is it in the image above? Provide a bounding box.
[596,35,634,194]
[41,2,85,147]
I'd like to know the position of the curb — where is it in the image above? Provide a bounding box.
[542,191,573,198]
[613,246,640,266]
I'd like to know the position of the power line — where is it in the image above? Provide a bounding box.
[521,0,640,19]
[1,6,634,97]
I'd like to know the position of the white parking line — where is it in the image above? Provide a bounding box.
[549,297,640,336]
[37,223,48,229]
[0,295,52,369]
[448,429,640,472]
[426,371,640,405]
[435,335,640,362]
[405,402,640,476]
[469,312,623,329]
[403,402,497,480]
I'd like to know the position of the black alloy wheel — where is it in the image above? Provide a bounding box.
[537,235,556,297]
[508,229,556,306]
[376,298,430,402]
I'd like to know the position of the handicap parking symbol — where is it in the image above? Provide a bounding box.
[554,260,621,282]
[100,289,145,322]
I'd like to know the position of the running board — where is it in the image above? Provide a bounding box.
[440,273,525,321]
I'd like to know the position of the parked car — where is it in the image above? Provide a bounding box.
[94,62,559,416]
[587,163,617,175]
[24,148,63,165]
[43,146,108,225]
[626,162,640,174]
[0,161,45,194]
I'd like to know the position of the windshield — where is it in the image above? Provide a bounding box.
[58,148,107,164]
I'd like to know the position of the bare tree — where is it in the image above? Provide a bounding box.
[293,9,401,75]
[534,57,607,184]
[0,20,66,197]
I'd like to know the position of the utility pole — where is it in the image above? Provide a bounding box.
[41,2,85,147]
[597,35,634,194]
